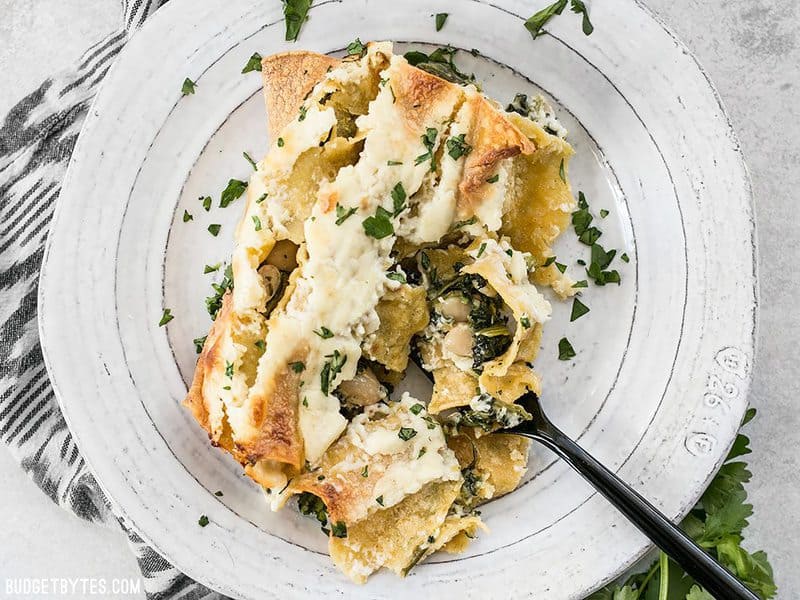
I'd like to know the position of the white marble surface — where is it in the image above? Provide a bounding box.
[0,1,797,598]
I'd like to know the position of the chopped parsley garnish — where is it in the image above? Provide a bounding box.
[346,38,366,57]
[375,495,384,506]
[558,337,576,360]
[204,263,220,274]
[559,158,566,182]
[361,465,369,477]
[452,216,477,230]
[207,224,221,237]
[570,297,590,322]
[398,427,418,441]
[320,349,347,395]
[486,173,500,183]
[542,256,557,267]
[587,243,620,286]
[446,134,472,160]
[252,215,262,231]
[331,521,347,538]
[282,0,311,42]
[198,515,209,527]
[577,259,586,266]
[205,264,233,319]
[391,182,407,215]
[314,326,334,339]
[254,340,266,351]
[435,12,449,31]
[181,78,196,96]
[182,210,193,223]
[158,308,173,327]
[387,271,407,283]
[200,195,212,211]
[418,447,427,458]
[477,243,487,258]
[302,396,308,407]
[524,0,594,40]
[362,206,394,239]
[579,227,602,246]
[555,261,567,273]
[335,203,357,225]
[403,46,477,87]
[572,280,588,288]
[414,127,439,168]
[290,361,305,373]
[410,403,425,415]
[520,315,531,329]
[241,52,262,74]
[600,208,609,218]
[220,178,247,208]
[277,137,285,147]
[214,490,223,497]
[193,335,207,353]
[243,151,257,170]
[256,193,267,204]
[298,105,307,121]
[621,252,630,263]
[387,160,402,166]
[224,361,234,379]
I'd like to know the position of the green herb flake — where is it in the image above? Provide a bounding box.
[320,349,347,395]
[198,515,209,527]
[243,151,258,170]
[282,0,311,42]
[391,182,407,216]
[200,195,212,211]
[520,315,531,329]
[346,38,366,57]
[570,0,594,36]
[361,465,369,478]
[207,224,221,237]
[252,215,262,231]
[298,105,307,122]
[579,227,602,246]
[335,203,357,225]
[254,340,266,351]
[559,158,566,182]
[398,427,417,441]
[600,208,609,218]
[302,396,308,407]
[572,280,588,289]
[435,12,449,31]
[570,297,590,322]
[277,137,285,148]
[621,252,630,263]
[387,160,402,166]
[414,127,438,168]
[193,335,207,354]
[525,0,593,40]
[204,263,221,274]
[362,206,394,239]
[181,78,197,96]
[555,261,567,273]
[375,495,384,506]
[446,134,472,160]
[214,490,224,497]
[477,243,487,258]
[418,447,427,459]
[225,361,234,379]
[331,521,348,538]
[558,337,576,360]
[290,361,305,374]
[314,326,334,339]
[256,193,267,204]
[158,308,173,327]
[220,179,247,208]
[241,52,263,74]
[387,271,407,283]
[486,173,500,184]
[410,403,425,415]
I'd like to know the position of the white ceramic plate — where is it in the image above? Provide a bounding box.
[39,0,757,598]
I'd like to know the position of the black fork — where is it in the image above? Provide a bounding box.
[412,360,758,599]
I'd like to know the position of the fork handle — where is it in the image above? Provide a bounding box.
[529,424,759,600]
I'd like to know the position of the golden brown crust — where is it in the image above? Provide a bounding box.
[261,51,341,141]
[456,94,536,220]
[390,60,464,136]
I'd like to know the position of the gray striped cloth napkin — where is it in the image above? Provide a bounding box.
[0,1,223,597]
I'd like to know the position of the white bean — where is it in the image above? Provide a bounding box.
[438,295,470,322]
[338,368,384,406]
[443,323,474,357]
[258,264,282,300]
[265,240,298,271]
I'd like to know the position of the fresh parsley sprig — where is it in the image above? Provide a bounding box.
[283,0,311,42]
[525,0,594,40]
